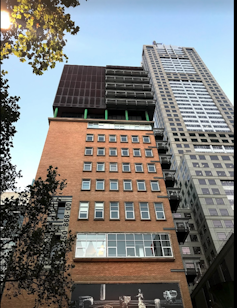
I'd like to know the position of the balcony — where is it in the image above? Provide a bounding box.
[105,69,148,77]
[163,170,176,187]
[156,141,169,154]
[105,75,150,84]
[105,90,153,99]
[159,154,172,169]
[175,221,190,244]
[167,188,181,212]
[153,128,164,140]
[184,262,202,284]
[105,83,152,91]
[105,98,156,110]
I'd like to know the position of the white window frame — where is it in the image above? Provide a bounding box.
[154,203,165,220]
[133,148,141,157]
[123,180,132,191]
[145,149,153,157]
[81,179,91,190]
[97,162,105,172]
[98,134,105,142]
[147,163,156,173]
[96,179,105,191]
[139,202,150,220]
[109,135,117,142]
[125,202,135,220]
[135,163,143,172]
[83,162,92,171]
[132,135,139,143]
[97,147,105,156]
[109,148,117,156]
[137,180,146,191]
[110,162,118,172]
[85,147,93,156]
[86,134,94,142]
[110,202,119,220]
[94,202,104,220]
[110,180,119,191]
[78,202,89,219]
[122,163,131,172]
[150,181,160,191]
[143,136,151,143]
[120,135,128,143]
[121,148,129,156]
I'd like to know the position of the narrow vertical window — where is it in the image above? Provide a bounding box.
[110,202,119,220]
[139,202,150,220]
[94,202,104,220]
[125,202,135,220]
[78,202,89,219]
[154,203,165,220]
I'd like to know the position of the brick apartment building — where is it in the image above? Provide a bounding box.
[1,65,193,307]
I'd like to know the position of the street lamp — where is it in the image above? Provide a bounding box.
[1,11,10,29]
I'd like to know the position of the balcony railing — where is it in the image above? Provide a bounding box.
[105,75,150,84]
[105,83,152,91]
[105,90,153,99]
[105,69,148,77]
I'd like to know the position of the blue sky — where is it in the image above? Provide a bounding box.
[3,0,233,190]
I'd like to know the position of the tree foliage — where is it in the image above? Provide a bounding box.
[0,70,21,194]
[1,0,82,75]
[1,166,76,308]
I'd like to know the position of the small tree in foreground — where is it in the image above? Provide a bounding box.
[0,166,76,308]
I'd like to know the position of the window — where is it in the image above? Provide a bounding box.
[110,180,118,191]
[221,156,230,161]
[95,180,105,190]
[195,171,203,176]
[120,135,128,142]
[202,188,210,194]
[122,163,131,172]
[75,233,173,258]
[109,148,117,156]
[125,202,135,219]
[209,209,218,216]
[145,149,153,157]
[193,247,201,254]
[121,148,129,156]
[190,235,198,242]
[217,171,226,176]
[199,155,206,160]
[56,202,65,219]
[86,134,94,141]
[98,134,105,142]
[123,180,132,191]
[133,148,141,157]
[212,188,220,195]
[213,220,222,228]
[78,202,89,219]
[110,162,117,172]
[154,203,165,220]
[199,179,206,185]
[205,171,212,176]
[182,247,191,255]
[85,147,93,155]
[97,148,105,156]
[224,220,233,228]
[213,163,222,168]
[208,179,216,185]
[143,136,150,143]
[216,198,224,205]
[132,135,139,143]
[137,180,146,191]
[210,155,219,160]
[217,233,227,240]
[81,179,91,190]
[110,202,119,220]
[150,181,160,191]
[94,202,104,219]
[139,202,150,220]
[220,209,229,216]
[95,163,104,173]
[109,135,116,142]
[83,162,92,171]
[147,163,156,173]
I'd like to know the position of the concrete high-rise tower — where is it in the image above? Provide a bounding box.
[142,43,234,306]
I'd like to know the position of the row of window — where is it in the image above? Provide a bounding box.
[78,201,165,220]
[81,179,160,192]
[86,134,151,143]
[85,147,154,157]
[195,170,233,177]
[83,162,157,173]
[75,232,172,258]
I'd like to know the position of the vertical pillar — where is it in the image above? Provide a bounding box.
[54,107,58,118]
[105,109,108,120]
[125,110,129,120]
[84,109,88,119]
[145,111,150,121]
